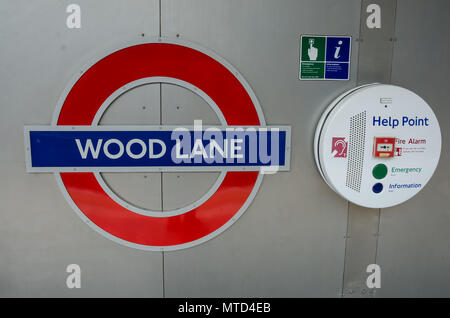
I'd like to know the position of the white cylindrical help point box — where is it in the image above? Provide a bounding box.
[314,84,441,208]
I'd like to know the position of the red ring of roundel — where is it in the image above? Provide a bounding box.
[57,43,260,247]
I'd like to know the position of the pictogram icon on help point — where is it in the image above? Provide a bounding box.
[314,84,441,208]
[331,137,348,158]
[299,35,351,80]
[24,38,291,251]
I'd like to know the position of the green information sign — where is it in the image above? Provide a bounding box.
[299,34,351,80]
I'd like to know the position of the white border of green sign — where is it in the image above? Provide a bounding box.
[299,34,352,81]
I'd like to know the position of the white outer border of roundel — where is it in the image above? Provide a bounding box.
[51,37,266,251]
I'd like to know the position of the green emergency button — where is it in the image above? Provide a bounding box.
[373,164,388,179]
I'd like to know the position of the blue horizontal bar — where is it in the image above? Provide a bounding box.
[28,129,286,169]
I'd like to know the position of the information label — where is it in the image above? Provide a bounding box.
[299,35,351,80]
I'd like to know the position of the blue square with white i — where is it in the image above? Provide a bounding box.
[326,37,351,62]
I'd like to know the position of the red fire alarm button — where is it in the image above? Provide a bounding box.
[373,137,396,158]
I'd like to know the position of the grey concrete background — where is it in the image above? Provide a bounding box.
[0,0,448,297]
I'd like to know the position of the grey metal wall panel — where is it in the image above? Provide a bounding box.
[376,0,450,297]
[162,84,221,125]
[100,84,162,212]
[161,0,361,297]
[0,1,163,297]
[99,84,161,126]
[160,84,221,210]
[357,0,397,84]
[342,205,380,297]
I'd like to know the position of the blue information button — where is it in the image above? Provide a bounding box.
[372,183,384,194]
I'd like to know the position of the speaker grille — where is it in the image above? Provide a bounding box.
[346,111,366,192]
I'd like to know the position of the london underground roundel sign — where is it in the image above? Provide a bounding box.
[24,38,291,251]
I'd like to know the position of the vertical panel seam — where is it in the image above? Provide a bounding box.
[159,0,162,37]
[159,0,165,299]
[373,208,381,297]
[355,0,365,86]
[374,208,381,262]
[387,0,398,84]
[374,2,397,297]
[341,201,351,297]
[341,0,364,298]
